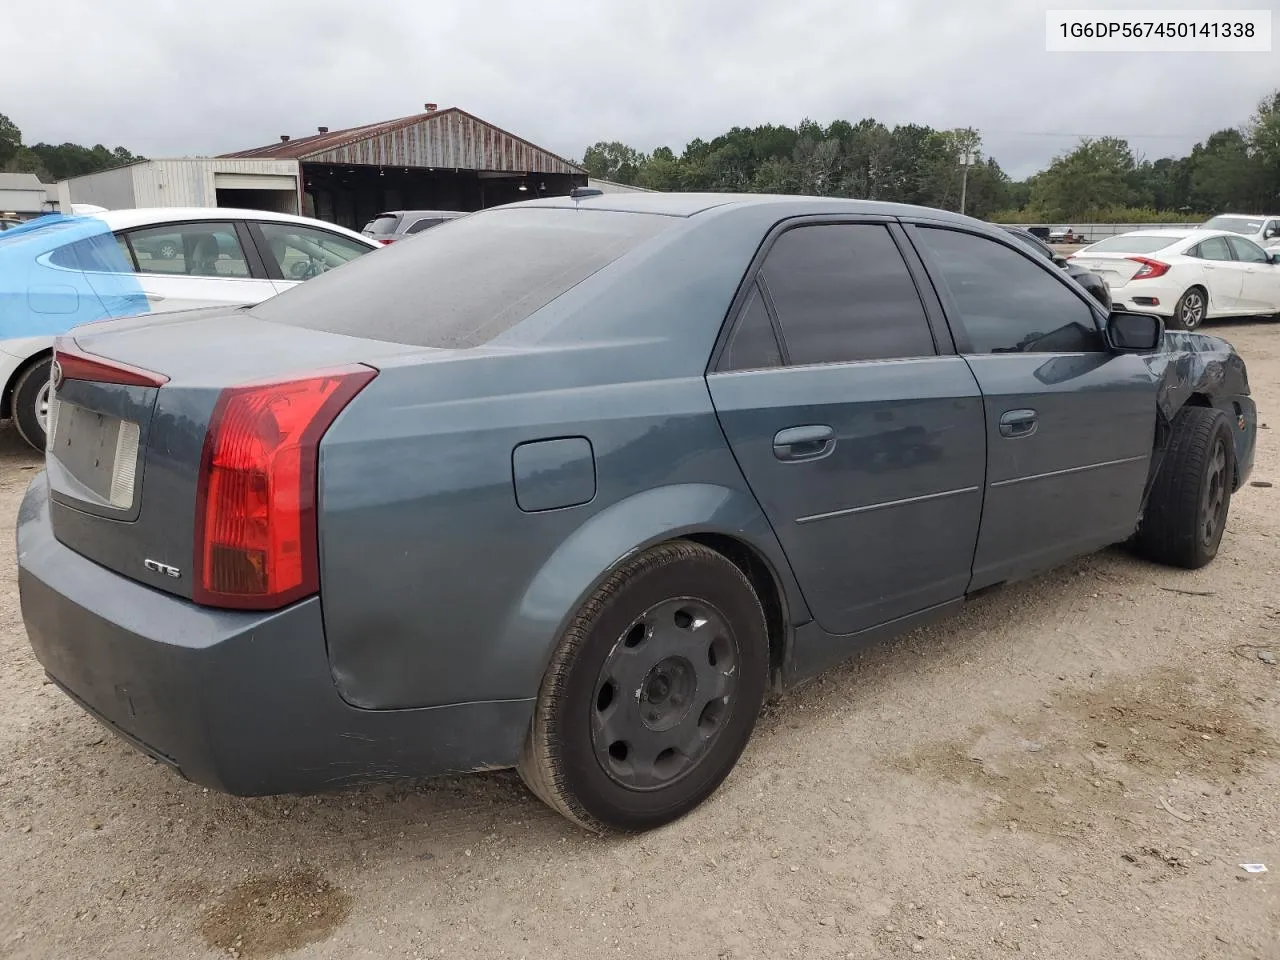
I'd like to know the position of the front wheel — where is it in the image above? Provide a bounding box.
[1136,406,1235,569]
[1169,287,1207,331]
[12,356,52,452]
[518,540,769,833]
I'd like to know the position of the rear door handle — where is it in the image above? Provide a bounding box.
[773,424,835,461]
[999,409,1038,439]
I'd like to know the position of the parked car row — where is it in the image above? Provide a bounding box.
[18,191,1257,834]
[1068,227,1280,330]
[0,207,379,449]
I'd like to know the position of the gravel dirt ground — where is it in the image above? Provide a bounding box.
[1,320,1278,960]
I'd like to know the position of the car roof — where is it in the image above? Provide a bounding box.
[93,207,376,242]
[376,209,468,219]
[507,191,991,226]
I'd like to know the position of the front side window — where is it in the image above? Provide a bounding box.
[759,223,936,366]
[257,222,372,280]
[914,227,1104,354]
[1225,235,1268,264]
[124,223,249,278]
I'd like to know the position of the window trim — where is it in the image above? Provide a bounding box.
[708,215,954,374]
[718,278,786,371]
[115,218,263,280]
[901,219,1109,356]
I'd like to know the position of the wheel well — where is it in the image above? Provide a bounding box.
[1183,392,1212,408]
[2,348,52,421]
[683,532,789,691]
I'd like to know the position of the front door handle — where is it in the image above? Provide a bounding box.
[773,424,835,461]
[999,409,1038,439]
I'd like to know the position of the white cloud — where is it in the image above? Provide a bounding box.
[3,0,1276,178]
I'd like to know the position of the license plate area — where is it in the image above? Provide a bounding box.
[47,397,141,512]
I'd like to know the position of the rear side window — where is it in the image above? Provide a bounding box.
[915,227,1103,354]
[49,233,136,273]
[123,223,250,278]
[759,223,936,365]
[406,217,444,234]
[1191,237,1233,261]
[722,282,782,371]
[252,208,674,348]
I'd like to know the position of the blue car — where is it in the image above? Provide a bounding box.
[0,208,378,450]
[17,193,1257,833]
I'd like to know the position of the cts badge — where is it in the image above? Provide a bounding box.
[143,558,181,579]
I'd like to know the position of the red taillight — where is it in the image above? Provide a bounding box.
[1127,256,1170,280]
[378,238,394,245]
[53,337,168,388]
[193,365,376,610]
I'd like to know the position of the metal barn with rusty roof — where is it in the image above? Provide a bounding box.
[222,104,588,229]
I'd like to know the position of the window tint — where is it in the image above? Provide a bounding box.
[1192,236,1233,261]
[722,282,782,370]
[258,221,371,280]
[915,227,1104,354]
[1083,234,1182,254]
[125,223,249,278]
[1225,235,1268,263]
[49,233,136,273]
[362,214,401,236]
[759,223,935,365]
[406,217,444,234]
[252,208,674,348]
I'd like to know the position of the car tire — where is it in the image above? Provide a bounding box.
[518,540,769,833]
[1169,286,1207,331]
[12,356,52,452]
[1136,406,1235,570]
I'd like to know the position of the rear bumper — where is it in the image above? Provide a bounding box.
[17,473,531,796]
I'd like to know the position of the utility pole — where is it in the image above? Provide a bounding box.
[956,127,980,216]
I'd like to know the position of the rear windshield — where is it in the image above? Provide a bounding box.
[361,214,401,236]
[1082,234,1183,254]
[252,207,675,348]
[1202,216,1264,235]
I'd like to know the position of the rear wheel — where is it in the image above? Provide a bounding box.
[518,540,769,833]
[1136,406,1234,569]
[1169,287,1207,331]
[12,356,52,452]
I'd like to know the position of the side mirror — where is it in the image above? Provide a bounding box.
[1107,311,1163,351]
[1053,255,1069,268]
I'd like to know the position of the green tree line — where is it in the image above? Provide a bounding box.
[583,89,1280,223]
[1,111,143,182]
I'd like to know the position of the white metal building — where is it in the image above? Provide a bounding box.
[0,173,55,218]
[56,158,303,216]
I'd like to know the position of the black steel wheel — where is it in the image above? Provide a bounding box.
[1137,405,1235,569]
[518,540,769,833]
[1170,287,1207,331]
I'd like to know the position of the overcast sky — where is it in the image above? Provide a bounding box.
[3,0,1276,178]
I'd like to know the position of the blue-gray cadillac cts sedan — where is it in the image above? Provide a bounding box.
[18,193,1257,833]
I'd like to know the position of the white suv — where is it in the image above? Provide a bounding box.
[1201,214,1280,253]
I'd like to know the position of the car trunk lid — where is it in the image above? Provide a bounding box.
[45,307,423,601]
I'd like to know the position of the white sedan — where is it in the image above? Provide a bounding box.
[0,207,379,450]
[1068,228,1280,331]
